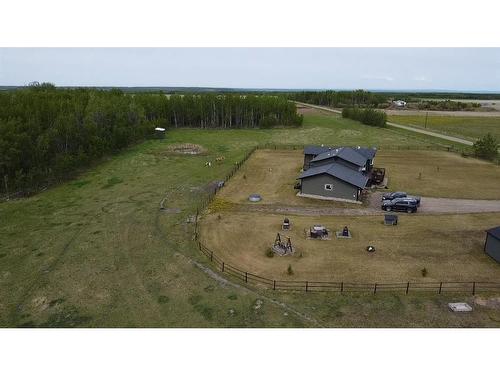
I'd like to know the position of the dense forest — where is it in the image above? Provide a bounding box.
[341,107,387,127]
[288,90,386,108]
[0,84,302,196]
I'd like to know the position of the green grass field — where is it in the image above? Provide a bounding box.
[388,114,500,141]
[1,109,499,327]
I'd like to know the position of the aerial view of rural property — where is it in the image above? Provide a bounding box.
[1,48,500,331]
[4,1,500,373]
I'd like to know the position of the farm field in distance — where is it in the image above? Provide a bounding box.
[387,114,500,141]
[1,108,500,328]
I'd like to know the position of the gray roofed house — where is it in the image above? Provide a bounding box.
[298,145,377,203]
[303,145,377,171]
[298,162,369,203]
[299,163,368,188]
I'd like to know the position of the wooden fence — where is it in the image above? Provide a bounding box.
[196,241,500,294]
[192,143,500,294]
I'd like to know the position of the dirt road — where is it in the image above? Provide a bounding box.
[294,101,474,146]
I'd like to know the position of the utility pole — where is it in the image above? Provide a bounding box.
[3,175,9,201]
[424,111,429,129]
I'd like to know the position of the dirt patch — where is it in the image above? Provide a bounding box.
[166,143,207,155]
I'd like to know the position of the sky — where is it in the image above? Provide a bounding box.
[1,48,500,91]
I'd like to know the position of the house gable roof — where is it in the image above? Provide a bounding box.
[298,162,369,189]
[487,226,500,240]
[304,145,332,156]
[311,147,368,167]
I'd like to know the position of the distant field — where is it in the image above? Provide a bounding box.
[387,114,500,141]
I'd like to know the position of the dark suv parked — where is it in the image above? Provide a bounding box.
[382,198,418,213]
[382,191,421,206]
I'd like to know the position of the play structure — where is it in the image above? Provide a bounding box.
[272,233,294,256]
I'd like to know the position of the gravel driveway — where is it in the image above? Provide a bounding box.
[369,192,500,214]
[238,193,500,216]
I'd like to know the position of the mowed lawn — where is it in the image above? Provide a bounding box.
[2,108,500,328]
[388,114,500,141]
[219,148,500,202]
[376,150,500,199]
[200,211,500,283]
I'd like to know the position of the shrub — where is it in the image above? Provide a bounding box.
[473,133,499,161]
[287,264,294,275]
[342,107,387,127]
[421,268,428,277]
[266,248,275,258]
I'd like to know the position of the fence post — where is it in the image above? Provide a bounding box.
[210,251,213,262]
[472,282,476,295]
[406,282,410,295]
[439,282,442,294]
[222,262,224,272]
[273,280,276,290]
[245,272,248,283]
[305,281,308,292]
[374,283,377,294]
[340,282,344,294]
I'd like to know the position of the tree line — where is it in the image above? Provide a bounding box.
[0,84,302,196]
[341,107,387,127]
[415,100,481,111]
[288,90,386,108]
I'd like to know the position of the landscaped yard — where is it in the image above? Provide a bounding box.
[199,211,500,283]
[388,114,500,141]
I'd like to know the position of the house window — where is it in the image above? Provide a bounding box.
[324,184,333,191]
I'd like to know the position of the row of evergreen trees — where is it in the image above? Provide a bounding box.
[341,107,387,127]
[0,84,302,196]
[288,90,386,108]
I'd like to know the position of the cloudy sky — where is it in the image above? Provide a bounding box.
[1,48,500,91]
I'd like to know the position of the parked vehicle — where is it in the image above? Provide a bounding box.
[382,191,421,206]
[382,197,418,213]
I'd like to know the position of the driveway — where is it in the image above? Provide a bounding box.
[369,192,500,214]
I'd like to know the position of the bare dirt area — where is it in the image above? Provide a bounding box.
[165,143,207,155]
[384,109,500,117]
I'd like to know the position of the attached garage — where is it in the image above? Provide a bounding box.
[484,226,500,263]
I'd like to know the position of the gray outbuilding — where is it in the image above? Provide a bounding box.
[485,226,500,263]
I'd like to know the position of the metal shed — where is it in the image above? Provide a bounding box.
[484,226,500,263]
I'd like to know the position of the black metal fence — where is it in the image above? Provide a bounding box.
[193,143,500,294]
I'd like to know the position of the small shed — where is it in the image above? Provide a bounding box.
[155,127,166,139]
[384,214,398,226]
[485,226,500,263]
